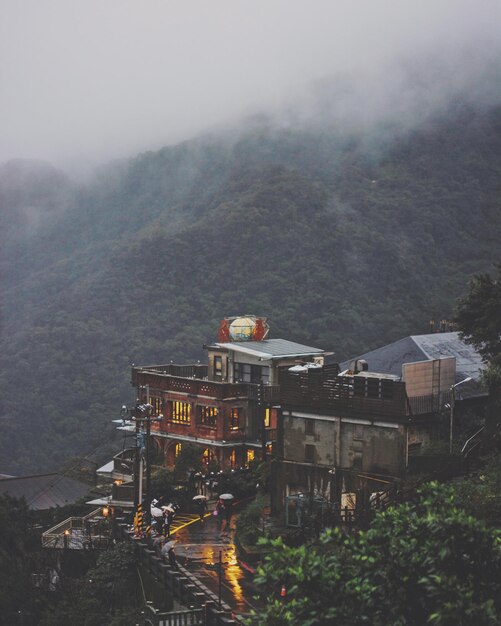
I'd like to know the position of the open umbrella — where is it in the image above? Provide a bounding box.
[192,495,207,501]
[218,493,234,500]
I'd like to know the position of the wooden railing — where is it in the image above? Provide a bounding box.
[279,371,408,418]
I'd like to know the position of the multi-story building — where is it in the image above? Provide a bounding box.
[131,316,325,471]
[271,365,410,523]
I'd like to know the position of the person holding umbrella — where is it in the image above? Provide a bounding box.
[219,493,234,535]
[193,495,208,522]
[162,503,177,538]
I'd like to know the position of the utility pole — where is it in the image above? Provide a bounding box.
[449,377,472,454]
[258,381,267,461]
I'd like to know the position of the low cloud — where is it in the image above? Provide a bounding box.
[0,0,499,167]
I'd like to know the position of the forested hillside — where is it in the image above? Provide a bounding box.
[1,102,500,473]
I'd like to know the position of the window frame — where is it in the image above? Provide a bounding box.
[198,405,218,428]
[305,419,315,436]
[168,400,191,425]
[305,444,316,463]
[230,407,241,430]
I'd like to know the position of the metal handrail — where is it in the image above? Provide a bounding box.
[461,426,485,456]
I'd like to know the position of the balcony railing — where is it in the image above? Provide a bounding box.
[112,481,134,503]
[132,366,280,404]
[42,508,112,550]
[112,448,135,477]
[279,371,408,418]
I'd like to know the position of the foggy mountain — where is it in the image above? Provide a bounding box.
[0,90,500,474]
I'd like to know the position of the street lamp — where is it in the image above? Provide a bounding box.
[449,377,472,454]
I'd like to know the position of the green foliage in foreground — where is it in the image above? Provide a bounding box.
[253,483,501,626]
[456,262,501,392]
[235,495,267,548]
[39,543,140,626]
[0,496,37,624]
[454,455,501,528]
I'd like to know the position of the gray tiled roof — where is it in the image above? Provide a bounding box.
[341,332,485,397]
[0,473,91,510]
[212,338,324,359]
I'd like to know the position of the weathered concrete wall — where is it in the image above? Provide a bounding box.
[284,416,336,466]
[283,413,406,477]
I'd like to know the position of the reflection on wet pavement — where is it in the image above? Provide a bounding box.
[173,513,266,618]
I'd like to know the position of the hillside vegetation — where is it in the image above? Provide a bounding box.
[1,102,500,473]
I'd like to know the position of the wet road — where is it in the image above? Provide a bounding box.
[171,511,267,620]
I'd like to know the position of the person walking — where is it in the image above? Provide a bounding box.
[196,497,208,522]
[221,499,233,535]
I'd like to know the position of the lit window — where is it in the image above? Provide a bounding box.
[230,408,241,430]
[169,401,191,424]
[202,448,215,465]
[175,443,182,458]
[264,408,271,428]
[199,405,218,427]
[229,450,236,468]
[151,396,162,416]
[214,356,222,378]
[246,449,255,465]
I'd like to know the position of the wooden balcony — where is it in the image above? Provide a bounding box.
[279,370,408,419]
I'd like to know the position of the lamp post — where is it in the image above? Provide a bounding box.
[449,377,472,454]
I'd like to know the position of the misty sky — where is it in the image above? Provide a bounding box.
[0,0,499,168]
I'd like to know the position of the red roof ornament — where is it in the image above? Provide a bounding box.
[217,319,230,342]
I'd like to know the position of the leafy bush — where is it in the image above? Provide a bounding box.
[253,482,501,625]
[236,496,266,548]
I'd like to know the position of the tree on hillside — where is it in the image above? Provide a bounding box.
[456,262,501,390]
[0,495,37,623]
[456,263,501,440]
[39,543,139,626]
[253,483,501,626]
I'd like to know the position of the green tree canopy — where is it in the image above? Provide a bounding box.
[253,483,501,626]
[456,262,501,389]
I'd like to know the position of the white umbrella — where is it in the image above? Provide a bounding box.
[192,495,207,501]
[151,505,163,517]
[219,493,234,500]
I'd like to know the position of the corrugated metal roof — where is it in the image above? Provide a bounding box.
[0,473,91,510]
[212,338,324,359]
